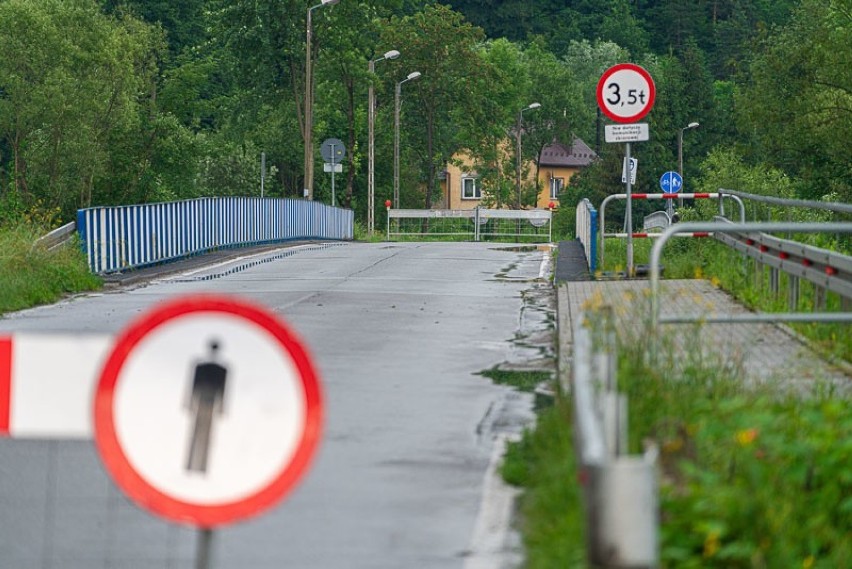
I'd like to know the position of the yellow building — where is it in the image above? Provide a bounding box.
[439,137,597,210]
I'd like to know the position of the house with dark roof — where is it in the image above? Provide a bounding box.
[439,136,597,209]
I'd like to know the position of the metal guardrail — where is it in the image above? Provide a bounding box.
[557,292,658,568]
[386,207,552,242]
[576,199,598,272]
[649,222,852,333]
[77,197,354,274]
[718,189,852,215]
[34,222,77,251]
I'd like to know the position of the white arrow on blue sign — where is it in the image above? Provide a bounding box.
[659,171,683,194]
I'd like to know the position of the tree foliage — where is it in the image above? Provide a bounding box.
[736,0,852,202]
[0,0,845,230]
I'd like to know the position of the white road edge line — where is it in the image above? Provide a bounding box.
[463,432,523,569]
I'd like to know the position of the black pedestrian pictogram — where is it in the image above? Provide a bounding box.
[185,340,228,474]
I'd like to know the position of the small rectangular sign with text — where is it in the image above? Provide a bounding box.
[605,123,649,143]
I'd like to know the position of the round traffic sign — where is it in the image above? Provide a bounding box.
[596,63,656,123]
[320,138,345,163]
[93,295,323,528]
[659,171,683,194]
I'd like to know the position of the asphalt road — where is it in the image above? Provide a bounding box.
[0,241,553,569]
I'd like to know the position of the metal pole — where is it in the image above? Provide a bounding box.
[393,72,419,208]
[330,143,336,207]
[394,81,401,207]
[303,6,314,200]
[196,528,214,569]
[625,142,634,277]
[367,60,375,232]
[677,128,683,210]
[260,151,266,198]
[516,109,522,209]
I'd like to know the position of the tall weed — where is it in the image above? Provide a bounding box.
[0,223,101,314]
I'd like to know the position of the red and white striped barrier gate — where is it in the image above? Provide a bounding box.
[0,334,111,438]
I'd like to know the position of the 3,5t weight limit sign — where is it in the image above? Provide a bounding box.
[596,63,656,123]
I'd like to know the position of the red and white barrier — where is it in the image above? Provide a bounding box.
[0,334,111,438]
[606,232,712,238]
[627,193,717,200]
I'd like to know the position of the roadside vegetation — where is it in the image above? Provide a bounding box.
[503,309,851,568]
[501,395,587,568]
[0,221,101,314]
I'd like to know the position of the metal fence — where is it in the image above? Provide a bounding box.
[34,221,77,251]
[648,221,852,333]
[557,292,658,568]
[386,207,552,242]
[77,197,354,274]
[575,199,598,272]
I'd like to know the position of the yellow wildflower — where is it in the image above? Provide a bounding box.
[703,531,720,558]
[803,555,815,569]
[735,428,759,446]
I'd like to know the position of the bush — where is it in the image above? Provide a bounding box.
[0,222,101,314]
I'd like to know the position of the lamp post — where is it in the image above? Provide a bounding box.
[367,49,400,234]
[303,0,340,201]
[515,102,541,209]
[394,71,421,207]
[677,121,699,208]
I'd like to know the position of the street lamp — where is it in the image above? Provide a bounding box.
[394,71,421,207]
[303,0,340,202]
[367,49,400,234]
[516,102,541,209]
[677,121,699,207]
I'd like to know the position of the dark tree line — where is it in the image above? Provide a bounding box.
[0,0,847,228]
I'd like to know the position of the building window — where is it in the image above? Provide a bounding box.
[550,177,564,200]
[462,176,481,200]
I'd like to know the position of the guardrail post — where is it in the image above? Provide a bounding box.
[754,259,763,290]
[586,447,659,568]
[814,286,826,310]
[770,267,780,298]
[788,276,800,311]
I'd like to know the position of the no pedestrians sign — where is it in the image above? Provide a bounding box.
[93,295,323,528]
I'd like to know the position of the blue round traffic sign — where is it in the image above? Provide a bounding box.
[659,171,683,194]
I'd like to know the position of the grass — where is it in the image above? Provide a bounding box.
[500,235,850,567]
[616,331,852,568]
[501,308,851,568]
[500,394,588,569]
[0,222,101,314]
[479,368,552,393]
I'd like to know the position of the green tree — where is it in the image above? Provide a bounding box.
[379,4,490,209]
[737,0,852,202]
[101,0,206,56]
[0,0,166,219]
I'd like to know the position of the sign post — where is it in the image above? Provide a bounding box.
[93,295,323,568]
[597,63,656,277]
[321,138,346,207]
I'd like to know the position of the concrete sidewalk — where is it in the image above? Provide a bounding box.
[558,278,851,395]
